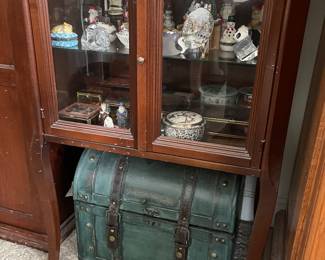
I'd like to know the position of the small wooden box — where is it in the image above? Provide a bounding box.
[59,102,100,125]
[77,91,103,105]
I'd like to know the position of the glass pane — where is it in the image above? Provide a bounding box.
[48,0,131,130]
[161,0,263,147]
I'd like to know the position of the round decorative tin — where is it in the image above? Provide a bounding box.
[199,85,238,106]
[238,87,253,107]
[163,111,205,141]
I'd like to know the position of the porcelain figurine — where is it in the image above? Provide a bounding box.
[99,102,109,124]
[163,9,176,31]
[81,22,116,51]
[177,7,214,58]
[88,6,99,24]
[116,103,128,128]
[220,16,236,52]
[104,113,114,128]
[51,22,78,49]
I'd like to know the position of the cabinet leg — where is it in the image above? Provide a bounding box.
[38,143,61,260]
[246,173,277,260]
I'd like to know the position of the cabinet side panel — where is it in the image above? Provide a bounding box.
[0,0,45,233]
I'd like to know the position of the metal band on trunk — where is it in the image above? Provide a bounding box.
[175,174,197,260]
[107,156,128,257]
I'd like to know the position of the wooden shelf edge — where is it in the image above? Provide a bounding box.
[44,134,261,176]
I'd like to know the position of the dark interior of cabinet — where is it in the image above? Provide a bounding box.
[50,144,83,225]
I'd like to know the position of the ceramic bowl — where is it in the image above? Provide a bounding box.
[163,111,205,141]
[199,85,238,106]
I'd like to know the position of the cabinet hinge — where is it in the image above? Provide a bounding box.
[40,108,45,119]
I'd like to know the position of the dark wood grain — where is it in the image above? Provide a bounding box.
[0,0,45,237]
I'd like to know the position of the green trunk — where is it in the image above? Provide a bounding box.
[73,149,240,260]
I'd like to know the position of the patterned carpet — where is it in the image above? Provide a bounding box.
[0,231,77,260]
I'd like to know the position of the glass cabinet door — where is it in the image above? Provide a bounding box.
[47,0,134,137]
[157,0,265,160]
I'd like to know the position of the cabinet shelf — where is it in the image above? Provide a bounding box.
[164,49,257,67]
[52,46,256,67]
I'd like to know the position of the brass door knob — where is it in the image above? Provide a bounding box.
[137,56,145,64]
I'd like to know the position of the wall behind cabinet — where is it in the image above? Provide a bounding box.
[275,0,324,212]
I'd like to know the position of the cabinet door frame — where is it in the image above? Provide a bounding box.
[28,0,149,150]
[146,0,288,171]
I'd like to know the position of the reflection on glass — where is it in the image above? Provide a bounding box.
[161,0,264,147]
[48,0,131,130]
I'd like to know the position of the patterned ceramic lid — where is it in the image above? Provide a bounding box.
[164,111,204,128]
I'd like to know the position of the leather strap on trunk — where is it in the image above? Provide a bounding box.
[175,174,197,260]
[107,156,128,256]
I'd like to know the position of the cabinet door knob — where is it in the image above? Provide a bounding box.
[137,56,145,64]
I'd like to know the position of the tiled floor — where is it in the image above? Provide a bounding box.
[0,231,77,260]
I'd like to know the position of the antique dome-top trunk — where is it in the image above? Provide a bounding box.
[73,149,241,259]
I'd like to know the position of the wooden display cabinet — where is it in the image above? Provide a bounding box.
[27,0,310,259]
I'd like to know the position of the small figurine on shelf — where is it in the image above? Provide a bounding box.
[51,22,78,49]
[163,6,175,31]
[233,25,258,62]
[220,16,236,52]
[99,102,109,124]
[104,112,114,128]
[99,101,115,128]
[116,103,128,128]
[88,5,100,24]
